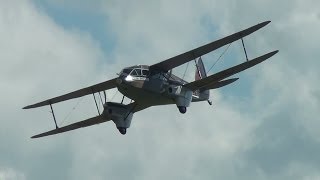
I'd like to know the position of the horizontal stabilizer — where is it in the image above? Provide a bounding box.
[32,115,108,138]
[201,78,239,90]
[185,50,279,90]
[24,78,118,109]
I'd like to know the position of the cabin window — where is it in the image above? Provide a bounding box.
[142,69,149,76]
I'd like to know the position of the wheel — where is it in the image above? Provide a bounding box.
[178,106,187,114]
[118,127,127,135]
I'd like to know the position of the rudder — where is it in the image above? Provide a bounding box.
[193,57,210,101]
[195,57,207,80]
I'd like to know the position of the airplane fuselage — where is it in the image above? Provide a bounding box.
[116,65,205,111]
[117,65,177,106]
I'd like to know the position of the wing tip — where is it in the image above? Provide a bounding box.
[271,50,279,56]
[30,127,61,139]
[252,21,271,32]
[23,100,52,109]
[261,20,271,26]
[257,50,279,62]
[31,135,38,139]
[31,132,48,139]
[23,106,31,109]
[23,102,45,109]
[265,20,271,24]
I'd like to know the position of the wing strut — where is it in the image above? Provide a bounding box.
[92,90,101,115]
[103,91,107,103]
[49,103,59,129]
[98,92,104,106]
[121,95,125,104]
[241,38,249,62]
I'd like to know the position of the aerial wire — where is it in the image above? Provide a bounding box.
[110,90,119,101]
[181,61,190,81]
[60,96,85,126]
[206,43,232,74]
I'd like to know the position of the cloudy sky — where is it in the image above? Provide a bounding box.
[1,0,320,179]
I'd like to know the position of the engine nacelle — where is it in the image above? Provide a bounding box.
[167,85,193,108]
[102,102,133,133]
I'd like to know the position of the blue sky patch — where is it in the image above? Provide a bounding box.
[33,0,116,57]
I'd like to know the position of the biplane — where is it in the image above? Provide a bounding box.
[23,21,278,138]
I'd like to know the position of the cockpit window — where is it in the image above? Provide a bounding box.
[129,68,149,77]
[131,69,139,76]
[122,68,132,75]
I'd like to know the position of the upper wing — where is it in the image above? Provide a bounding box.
[149,21,271,72]
[31,115,108,138]
[185,50,279,90]
[24,78,118,109]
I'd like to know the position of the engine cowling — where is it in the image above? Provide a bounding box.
[167,85,193,113]
[102,102,133,134]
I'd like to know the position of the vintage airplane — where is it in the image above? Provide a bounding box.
[23,21,278,138]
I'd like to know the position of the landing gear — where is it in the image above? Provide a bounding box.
[117,127,127,135]
[178,106,187,114]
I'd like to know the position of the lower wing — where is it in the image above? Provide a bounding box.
[201,78,239,90]
[31,101,151,138]
[184,50,278,91]
[31,115,108,138]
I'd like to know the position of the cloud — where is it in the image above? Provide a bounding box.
[0,168,25,180]
[99,0,320,179]
[0,0,108,179]
[1,0,319,180]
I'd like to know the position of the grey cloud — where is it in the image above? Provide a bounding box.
[0,0,107,180]
[98,0,320,179]
[1,0,320,180]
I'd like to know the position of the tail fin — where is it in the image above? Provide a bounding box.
[195,57,207,80]
[193,57,210,101]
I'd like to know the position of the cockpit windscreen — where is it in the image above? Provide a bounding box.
[122,68,149,77]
